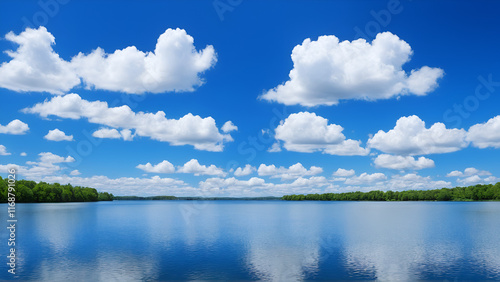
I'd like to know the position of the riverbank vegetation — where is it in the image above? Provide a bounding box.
[0,177,114,203]
[282,183,500,201]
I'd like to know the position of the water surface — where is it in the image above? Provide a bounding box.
[1,201,499,281]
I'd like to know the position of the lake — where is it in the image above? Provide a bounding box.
[1,201,500,281]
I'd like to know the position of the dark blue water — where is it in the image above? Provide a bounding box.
[1,201,500,281]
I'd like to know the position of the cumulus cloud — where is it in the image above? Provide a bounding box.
[234,164,256,177]
[0,152,75,179]
[92,128,134,141]
[70,169,81,176]
[0,27,80,94]
[177,159,226,176]
[333,168,355,177]
[71,28,216,94]
[221,121,238,133]
[386,173,451,191]
[374,154,435,170]
[0,27,216,95]
[0,119,29,135]
[367,115,468,155]
[136,160,176,174]
[0,145,11,156]
[44,128,74,141]
[467,115,500,148]
[261,32,443,106]
[274,112,369,156]
[257,163,323,180]
[20,152,27,156]
[445,167,497,186]
[344,173,387,185]
[446,167,491,178]
[23,93,233,151]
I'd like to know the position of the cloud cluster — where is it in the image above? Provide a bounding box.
[0,119,29,135]
[0,152,74,179]
[0,145,11,156]
[367,115,468,155]
[274,112,369,156]
[137,159,226,177]
[92,128,134,141]
[374,154,435,170]
[0,27,216,95]
[467,115,500,149]
[44,128,73,141]
[261,32,443,106]
[23,93,233,151]
[257,163,323,180]
[446,167,498,186]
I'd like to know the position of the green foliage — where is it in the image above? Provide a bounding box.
[282,183,500,201]
[0,177,113,203]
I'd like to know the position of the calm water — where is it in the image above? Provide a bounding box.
[1,201,500,281]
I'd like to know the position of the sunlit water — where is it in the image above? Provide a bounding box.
[1,201,500,281]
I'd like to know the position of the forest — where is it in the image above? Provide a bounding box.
[282,182,500,201]
[0,177,114,203]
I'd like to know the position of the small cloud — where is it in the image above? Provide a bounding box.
[222,121,238,133]
[44,128,74,141]
[70,170,81,176]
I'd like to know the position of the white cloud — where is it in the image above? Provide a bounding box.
[70,170,81,176]
[72,28,216,94]
[136,160,176,174]
[0,145,11,156]
[221,121,238,133]
[23,93,233,151]
[446,167,491,178]
[333,168,355,177]
[446,167,497,186]
[385,173,451,191]
[345,173,387,185]
[20,152,27,156]
[0,27,216,95]
[44,128,73,141]
[467,115,500,148]
[261,32,443,106]
[92,128,134,141]
[267,142,282,152]
[274,112,369,156]
[367,115,468,155]
[177,159,226,176]
[374,154,435,170]
[0,152,75,179]
[234,164,256,177]
[0,119,29,135]
[0,27,80,94]
[257,163,323,180]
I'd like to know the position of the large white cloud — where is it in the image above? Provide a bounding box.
[467,115,500,149]
[0,27,80,94]
[0,27,216,95]
[234,164,256,177]
[71,28,216,94]
[0,119,29,135]
[274,112,369,156]
[344,173,387,185]
[177,159,226,177]
[44,128,74,141]
[257,163,323,180]
[367,115,468,155]
[136,160,176,174]
[374,154,435,170]
[261,32,443,106]
[23,93,233,151]
[92,128,134,141]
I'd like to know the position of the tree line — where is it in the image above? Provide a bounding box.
[282,183,500,201]
[0,177,114,203]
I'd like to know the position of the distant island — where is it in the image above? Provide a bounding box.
[282,183,500,201]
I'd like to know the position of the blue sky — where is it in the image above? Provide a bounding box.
[0,0,499,196]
